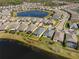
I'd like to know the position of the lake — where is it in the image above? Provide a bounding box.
[17,10,48,18]
[0,39,67,59]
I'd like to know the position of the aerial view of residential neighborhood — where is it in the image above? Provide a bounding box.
[0,0,79,59]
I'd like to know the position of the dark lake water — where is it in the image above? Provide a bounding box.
[17,10,48,18]
[0,39,67,59]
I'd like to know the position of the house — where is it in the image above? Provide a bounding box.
[70,23,78,29]
[33,27,45,37]
[53,31,64,43]
[65,34,77,49]
[17,22,28,32]
[6,22,20,31]
[43,27,55,38]
[26,23,37,33]
[0,22,10,31]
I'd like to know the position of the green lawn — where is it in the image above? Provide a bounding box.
[0,0,79,6]
[59,0,79,3]
[0,0,22,5]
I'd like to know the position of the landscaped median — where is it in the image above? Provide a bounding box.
[0,31,79,59]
